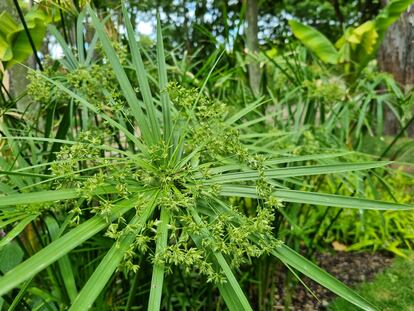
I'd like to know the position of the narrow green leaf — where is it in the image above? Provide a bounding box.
[0,213,27,229]
[264,152,352,165]
[44,216,78,303]
[148,207,170,311]
[76,10,86,64]
[214,252,253,311]
[0,214,38,249]
[85,32,98,64]
[194,49,225,106]
[122,4,161,142]
[0,198,136,296]
[225,97,269,125]
[0,186,120,207]
[219,185,414,210]
[198,152,351,176]
[7,277,33,311]
[0,189,79,207]
[48,25,77,70]
[205,162,390,184]
[0,170,50,179]
[156,15,173,145]
[29,69,144,149]
[88,7,153,144]
[270,244,378,311]
[1,136,131,157]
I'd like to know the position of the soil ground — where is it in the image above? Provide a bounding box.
[273,251,394,310]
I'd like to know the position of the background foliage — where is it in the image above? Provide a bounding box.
[0,0,414,310]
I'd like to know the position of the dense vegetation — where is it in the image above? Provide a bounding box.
[0,0,414,310]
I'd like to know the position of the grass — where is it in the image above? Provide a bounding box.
[329,253,414,311]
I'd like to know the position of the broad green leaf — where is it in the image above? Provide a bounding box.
[354,21,378,54]
[0,198,137,296]
[335,21,379,63]
[0,33,12,61]
[0,9,49,68]
[0,11,17,61]
[375,0,414,35]
[289,20,339,64]
[0,242,24,274]
[0,12,18,35]
[9,21,46,67]
[148,207,170,311]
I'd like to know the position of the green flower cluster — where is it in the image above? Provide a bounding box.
[44,80,283,282]
[27,62,124,114]
[302,77,347,105]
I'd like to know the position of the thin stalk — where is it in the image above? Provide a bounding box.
[0,74,13,103]
[12,0,44,71]
[380,114,414,160]
[0,82,8,105]
[57,0,70,44]
[125,266,140,311]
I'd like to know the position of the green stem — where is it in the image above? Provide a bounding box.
[125,266,140,311]
[12,0,44,71]
[148,207,170,311]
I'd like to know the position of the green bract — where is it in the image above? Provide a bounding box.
[1,5,413,311]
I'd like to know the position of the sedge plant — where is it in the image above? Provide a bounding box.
[1,5,414,311]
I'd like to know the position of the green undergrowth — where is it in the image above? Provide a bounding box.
[329,252,414,311]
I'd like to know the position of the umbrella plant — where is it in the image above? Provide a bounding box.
[0,5,413,311]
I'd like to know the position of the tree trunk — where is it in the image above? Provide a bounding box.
[378,4,414,86]
[378,3,414,135]
[245,0,260,96]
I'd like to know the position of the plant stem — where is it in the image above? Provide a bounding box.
[12,0,44,71]
[57,0,70,44]
[380,114,414,160]
[125,267,140,311]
